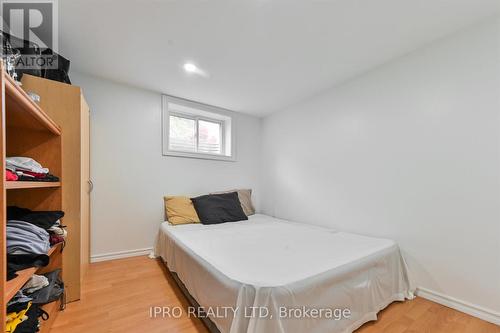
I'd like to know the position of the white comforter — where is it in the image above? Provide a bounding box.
[154,214,413,333]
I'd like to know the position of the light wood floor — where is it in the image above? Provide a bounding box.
[51,256,499,333]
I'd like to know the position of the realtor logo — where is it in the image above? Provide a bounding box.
[0,0,58,70]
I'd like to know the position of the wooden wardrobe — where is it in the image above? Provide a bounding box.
[20,74,91,303]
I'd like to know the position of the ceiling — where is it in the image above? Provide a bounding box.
[59,0,500,116]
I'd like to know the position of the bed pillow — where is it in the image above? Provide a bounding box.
[191,192,248,225]
[210,189,255,216]
[164,196,200,225]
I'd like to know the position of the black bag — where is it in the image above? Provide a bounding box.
[1,30,71,84]
[1,31,43,79]
[42,48,71,84]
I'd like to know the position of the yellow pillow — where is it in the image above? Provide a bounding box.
[164,196,200,225]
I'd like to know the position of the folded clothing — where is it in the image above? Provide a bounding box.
[6,157,60,182]
[6,207,64,281]
[49,234,65,246]
[7,291,33,307]
[7,266,18,281]
[17,171,60,182]
[23,274,49,294]
[7,220,50,255]
[48,221,67,238]
[7,254,50,279]
[8,206,64,230]
[6,169,18,181]
[17,170,48,179]
[30,269,65,307]
[6,157,49,174]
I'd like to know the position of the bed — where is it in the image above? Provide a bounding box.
[154,214,413,333]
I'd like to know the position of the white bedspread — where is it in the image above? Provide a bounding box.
[154,214,413,333]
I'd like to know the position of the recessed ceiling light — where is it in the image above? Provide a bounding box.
[182,62,209,78]
[183,63,197,73]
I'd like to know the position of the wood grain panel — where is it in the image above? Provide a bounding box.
[0,64,6,330]
[21,74,89,302]
[4,73,60,135]
[6,127,62,179]
[7,187,61,212]
[40,298,62,333]
[80,96,90,280]
[5,181,61,189]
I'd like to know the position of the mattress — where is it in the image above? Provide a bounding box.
[154,214,413,333]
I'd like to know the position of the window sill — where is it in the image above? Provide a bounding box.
[163,149,236,162]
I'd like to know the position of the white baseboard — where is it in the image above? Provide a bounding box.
[91,247,153,263]
[416,287,500,325]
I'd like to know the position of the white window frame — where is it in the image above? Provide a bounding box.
[162,95,236,161]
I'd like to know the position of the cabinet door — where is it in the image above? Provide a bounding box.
[80,96,91,279]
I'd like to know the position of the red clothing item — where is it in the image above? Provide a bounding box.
[19,170,47,178]
[6,169,18,181]
[50,234,65,246]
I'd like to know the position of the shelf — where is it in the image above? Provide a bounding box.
[5,181,61,190]
[4,244,62,305]
[4,73,61,135]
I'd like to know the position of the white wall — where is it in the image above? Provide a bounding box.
[261,18,500,317]
[70,73,262,259]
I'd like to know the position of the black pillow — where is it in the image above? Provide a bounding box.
[191,192,248,225]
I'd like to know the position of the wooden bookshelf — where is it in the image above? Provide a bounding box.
[1,65,64,331]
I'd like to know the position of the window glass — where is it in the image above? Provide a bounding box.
[169,115,196,152]
[198,120,222,154]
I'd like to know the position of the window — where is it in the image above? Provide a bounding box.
[162,95,235,161]
[168,115,197,152]
[168,114,222,154]
[197,119,222,154]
